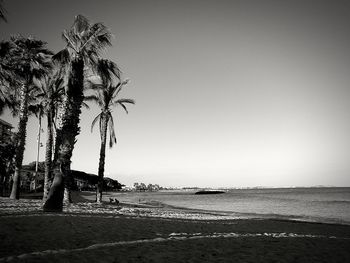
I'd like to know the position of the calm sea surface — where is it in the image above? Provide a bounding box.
[113,187,350,225]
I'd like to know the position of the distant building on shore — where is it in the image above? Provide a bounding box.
[17,162,124,192]
[133,182,161,192]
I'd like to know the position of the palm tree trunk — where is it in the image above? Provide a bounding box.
[96,113,108,203]
[52,86,74,204]
[52,93,68,163]
[0,168,5,197]
[10,84,28,199]
[42,107,54,202]
[43,58,84,212]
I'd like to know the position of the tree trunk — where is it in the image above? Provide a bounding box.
[43,58,84,212]
[1,152,14,196]
[1,172,9,196]
[96,112,108,203]
[43,108,53,202]
[0,169,5,197]
[52,86,73,204]
[52,93,68,164]
[10,84,28,199]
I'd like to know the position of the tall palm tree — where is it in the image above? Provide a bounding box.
[29,73,64,200]
[1,36,53,199]
[86,71,134,203]
[28,100,45,192]
[40,73,65,201]
[43,15,115,211]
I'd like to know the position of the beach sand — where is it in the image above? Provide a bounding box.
[1,193,350,262]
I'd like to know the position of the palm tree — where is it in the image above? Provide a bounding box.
[28,101,45,192]
[1,36,53,199]
[35,72,65,201]
[86,71,134,203]
[29,73,64,200]
[43,15,115,211]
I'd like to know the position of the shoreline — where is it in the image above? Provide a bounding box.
[1,196,350,262]
[1,192,350,226]
[101,191,350,226]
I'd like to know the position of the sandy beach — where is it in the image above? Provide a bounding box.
[1,193,350,263]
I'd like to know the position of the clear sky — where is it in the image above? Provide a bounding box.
[1,0,350,188]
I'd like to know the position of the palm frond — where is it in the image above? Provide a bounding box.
[0,87,17,115]
[84,94,99,103]
[81,101,90,109]
[0,36,54,119]
[113,79,130,98]
[87,59,121,92]
[28,103,44,118]
[113,98,135,114]
[82,22,112,52]
[96,32,113,48]
[4,36,53,83]
[62,31,79,54]
[52,48,71,65]
[91,112,101,133]
[73,15,90,35]
[84,79,104,90]
[96,59,121,86]
[116,98,135,104]
[119,102,129,114]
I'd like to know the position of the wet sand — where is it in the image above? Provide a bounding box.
[1,194,350,262]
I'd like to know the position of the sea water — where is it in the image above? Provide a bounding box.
[114,187,350,225]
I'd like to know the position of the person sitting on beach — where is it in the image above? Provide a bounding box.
[109,198,120,205]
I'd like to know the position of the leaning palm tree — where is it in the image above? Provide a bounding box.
[1,36,53,199]
[86,74,134,203]
[43,15,116,211]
